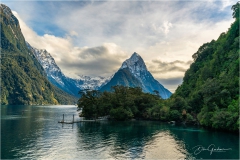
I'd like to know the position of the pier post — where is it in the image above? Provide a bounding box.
[73,114,74,122]
[63,114,64,122]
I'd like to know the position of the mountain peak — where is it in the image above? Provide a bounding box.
[129,52,142,62]
[102,52,172,99]
[131,52,140,58]
[120,52,146,71]
[0,4,19,25]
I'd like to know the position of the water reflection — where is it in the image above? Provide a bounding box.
[1,105,79,159]
[1,105,239,159]
[75,121,189,159]
[168,124,239,159]
[144,131,188,159]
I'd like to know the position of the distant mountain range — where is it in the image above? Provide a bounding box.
[28,43,171,98]
[0,3,171,105]
[26,41,172,99]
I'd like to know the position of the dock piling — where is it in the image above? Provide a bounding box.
[59,114,106,124]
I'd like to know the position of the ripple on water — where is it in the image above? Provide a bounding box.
[1,115,28,120]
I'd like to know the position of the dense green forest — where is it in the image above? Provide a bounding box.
[78,3,239,132]
[78,86,172,121]
[171,2,239,131]
[77,86,196,124]
[0,4,77,105]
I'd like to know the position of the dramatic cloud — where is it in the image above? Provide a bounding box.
[57,43,127,78]
[7,0,236,92]
[151,60,193,74]
[13,11,128,78]
[146,59,192,85]
[157,77,183,93]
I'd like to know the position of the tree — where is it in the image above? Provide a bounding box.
[77,90,102,119]
[153,90,160,97]
[232,2,239,19]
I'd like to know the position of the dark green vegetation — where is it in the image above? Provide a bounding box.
[170,3,239,132]
[78,86,196,123]
[78,86,171,121]
[78,3,239,132]
[0,4,77,105]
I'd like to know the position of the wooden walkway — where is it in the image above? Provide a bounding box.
[58,119,98,124]
[58,114,108,124]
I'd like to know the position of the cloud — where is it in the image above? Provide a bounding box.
[156,77,183,93]
[69,30,78,37]
[161,21,173,35]
[13,11,128,78]
[151,60,193,73]
[39,1,233,63]
[147,60,192,81]
[219,0,236,10]
[58,43,127,78]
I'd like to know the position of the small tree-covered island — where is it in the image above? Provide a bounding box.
[78,3,239,132]
[78,86,171,121]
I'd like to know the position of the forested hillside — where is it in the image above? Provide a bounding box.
[169,3,239,131]
[0,4,77,105]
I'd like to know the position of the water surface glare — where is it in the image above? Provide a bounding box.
[1,105,239,159]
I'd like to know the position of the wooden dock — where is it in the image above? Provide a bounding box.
[58,119,98,124]
[58,114,107,124]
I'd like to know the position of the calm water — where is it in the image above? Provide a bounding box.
[1,105,239,159]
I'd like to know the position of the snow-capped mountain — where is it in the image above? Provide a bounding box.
[26,42,65,84]
[120,52,152,91]
[101,52,172,99]
[77,75,112,89]
[26,42,171,98]
[26,42,111,96]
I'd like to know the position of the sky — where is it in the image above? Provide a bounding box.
[2,0,236,92]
